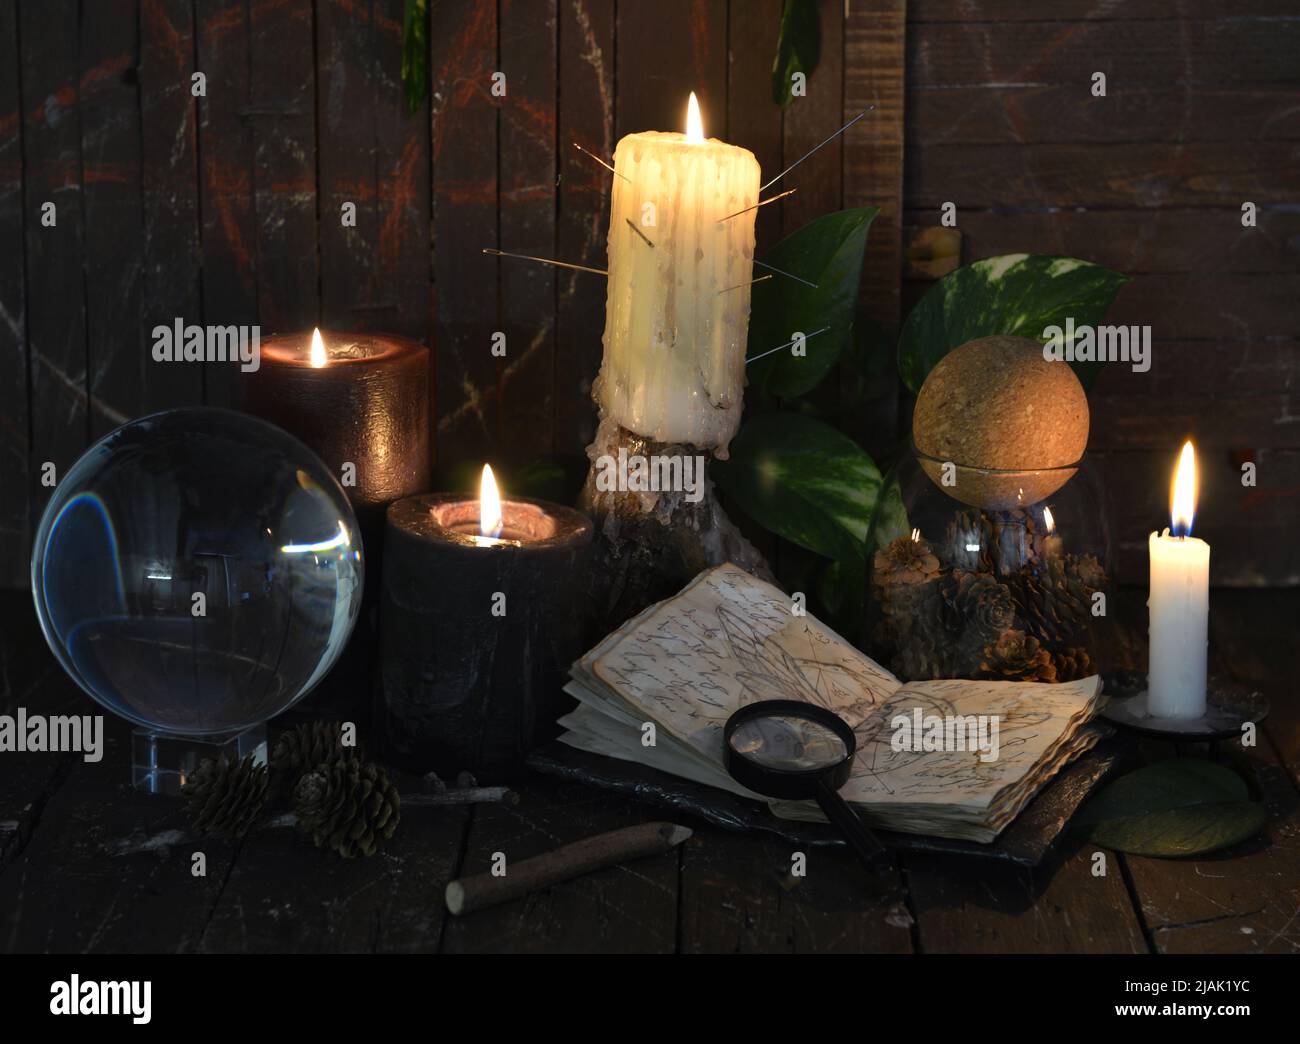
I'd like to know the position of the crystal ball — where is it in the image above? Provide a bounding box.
[31,407,364,737]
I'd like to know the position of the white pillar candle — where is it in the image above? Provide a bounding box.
[1147,441,1210,718]
[593,93,760,453]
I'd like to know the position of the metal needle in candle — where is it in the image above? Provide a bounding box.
[753,258,819,289]
[572,141,631,183]
[760,106,874,192]
[482,248,608,277]
[718,274,773,294]
[625,218,655,248]
[716,188,798,224]
[745,325,831,365]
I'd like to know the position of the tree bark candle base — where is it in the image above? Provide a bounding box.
[378,493,593,779]
[579,418,772,631]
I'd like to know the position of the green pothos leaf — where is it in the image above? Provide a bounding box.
[772,0,821,107]
[402,0,430,116]
[747,208,877,399]
[897,253,1130,392]
[712,413,888,567]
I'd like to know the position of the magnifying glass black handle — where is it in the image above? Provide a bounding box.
[814,778,886,872]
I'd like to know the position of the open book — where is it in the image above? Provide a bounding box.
[561,564,1106,843]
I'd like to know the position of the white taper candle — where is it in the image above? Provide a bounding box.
[1146,442,1209,718]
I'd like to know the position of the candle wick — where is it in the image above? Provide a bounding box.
[572,141,631,183]
[716,188,798,224]
[745,325,831,365]
[759,106,874,192]
[625,218,655,249]
[482,248,608,277]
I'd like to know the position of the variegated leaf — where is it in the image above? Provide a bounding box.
[712,413,891,566]
[898,253,1130,392]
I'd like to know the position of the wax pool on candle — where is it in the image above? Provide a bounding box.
[1147,442,1209,719]
[594,95,761,452]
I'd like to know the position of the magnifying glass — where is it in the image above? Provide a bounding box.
[724,699,886,873]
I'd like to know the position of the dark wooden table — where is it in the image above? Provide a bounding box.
[1,587,1297,954]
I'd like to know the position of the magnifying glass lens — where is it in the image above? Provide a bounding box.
[727,714,848,771]
[724,699,885,876]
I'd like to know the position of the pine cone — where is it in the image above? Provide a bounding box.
[889,627,949,681]
[1051,645,1096,682]
[980,630,1058,683]
[1005,556,1095,645]
[294,760,400,859]
[940,570,1016,637]
[1067,551,1107,590]
[183,755,269,840]
[873,535,941,585]
[871,535,948,679]
[272,721,361,791]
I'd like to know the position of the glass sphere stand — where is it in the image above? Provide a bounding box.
[132,725,267,796]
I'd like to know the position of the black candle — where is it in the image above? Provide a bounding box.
[378,472,594,778]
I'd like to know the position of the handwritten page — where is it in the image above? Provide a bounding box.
[565,564,1105,842]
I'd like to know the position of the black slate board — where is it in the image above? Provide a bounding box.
[526,724,1121,867]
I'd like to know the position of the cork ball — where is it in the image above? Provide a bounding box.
[913,335,1089,509]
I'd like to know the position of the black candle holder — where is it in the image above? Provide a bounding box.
[376,492,594,780]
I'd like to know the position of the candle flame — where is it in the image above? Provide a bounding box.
[1043,506,1056,534]
[685,92,704,144]
[480,464,504,538]
[910,528,921,543]
[309,327,327,368]
[1170,440,1197,537]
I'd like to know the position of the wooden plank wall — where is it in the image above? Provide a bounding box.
[903,0,1300,584]
[1,0,1296,590]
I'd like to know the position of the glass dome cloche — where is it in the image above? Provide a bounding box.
[31,407,364,793]
[865,335,1112,685]
[865,445,1112,685]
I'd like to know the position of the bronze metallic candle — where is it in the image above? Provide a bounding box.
[379,467,594,778]
[242,328,430,511]
[242,328,429,723]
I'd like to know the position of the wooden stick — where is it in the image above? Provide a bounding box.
[405,786,518,807]
[444,822,692,916]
